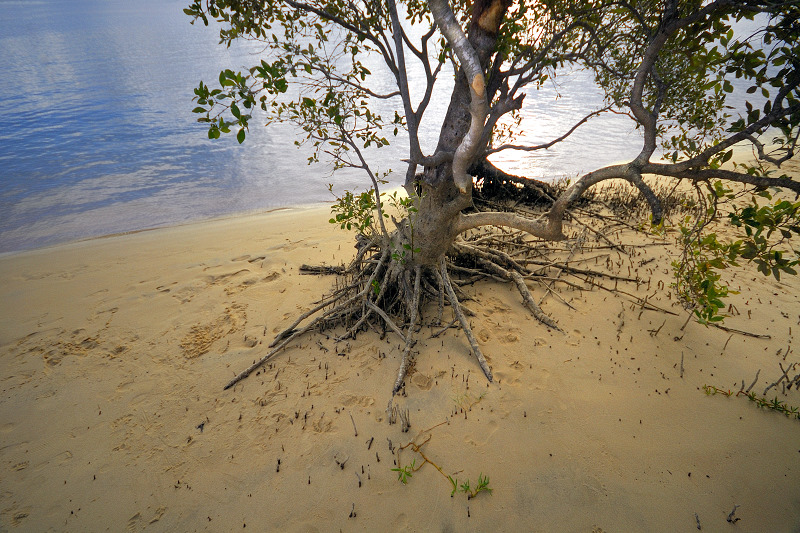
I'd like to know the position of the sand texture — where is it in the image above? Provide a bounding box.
[1,187,799,531]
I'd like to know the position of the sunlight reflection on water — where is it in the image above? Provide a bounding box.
[490,69,642,180]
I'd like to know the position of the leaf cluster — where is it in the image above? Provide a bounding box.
[392,458,492,500]
[328,186,379,234]
[187,0,400,164]
[193,72,252,143]
[673,180,799,324]
[727,190,800,280]
[672,225,734,324]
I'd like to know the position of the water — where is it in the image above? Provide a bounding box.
[0,0,643,253]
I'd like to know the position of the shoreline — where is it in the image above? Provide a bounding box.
[3,146,780,257]
[0,201,335,259]
[1,175,799,531]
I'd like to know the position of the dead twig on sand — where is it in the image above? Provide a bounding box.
[710,323,771,339]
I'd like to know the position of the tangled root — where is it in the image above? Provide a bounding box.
[222,227,564,393]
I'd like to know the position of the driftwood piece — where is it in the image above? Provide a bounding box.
[300,264,346,275]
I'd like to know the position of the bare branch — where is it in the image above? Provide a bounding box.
[339,126,391,239]
[309,64,401,99]
[485,106,612,155]
[387,0,429,183]
[284,0,394,64]
[746,133,797,167]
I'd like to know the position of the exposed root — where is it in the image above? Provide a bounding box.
[366,301,407,343]
[454,242,560,330]
[438,258,493,382]
[475,255,561,331]
[392,266,422,395]
[222,180,678,395]
[299,264,345,275]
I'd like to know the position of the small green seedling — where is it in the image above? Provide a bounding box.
[448,475,458,497]
[703,384,800,420]
[447,473,493,499]
[391,460,416,484]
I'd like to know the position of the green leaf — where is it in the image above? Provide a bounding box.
[274,78,288,93]
[723,80,733,93]
[237,128,246,144]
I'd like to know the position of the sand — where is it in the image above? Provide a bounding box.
[1,184,799,532]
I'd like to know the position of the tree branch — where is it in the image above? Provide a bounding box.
[485,106,612,155]
[642,163,800,193]
[429,0,490,194]
[284,0,394,63]
[456,162,666,238]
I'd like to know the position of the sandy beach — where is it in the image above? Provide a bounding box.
[1,179,799,531]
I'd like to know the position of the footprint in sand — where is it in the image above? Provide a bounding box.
[126,512,141,532]
[482,296,512,316]
[225,271,280,295]
[339,393,376,407]
[3,505,31,527]
[155,281,177,293]
[179,305,247,358]
[204,269,251,286]
[312,415,334,433]
[411,372,433,391]
[499,327,521,344]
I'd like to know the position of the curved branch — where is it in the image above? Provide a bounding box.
[485,106,612,155]
[628,0,740,164]
[628,170,663,224]
[455,163,665,237]
[429,0,490,194]
[454,210,566,240]
[746,132,797,167]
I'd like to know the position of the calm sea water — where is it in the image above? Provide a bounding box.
[0,0,644,253]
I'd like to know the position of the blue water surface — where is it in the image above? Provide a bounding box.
[0,0,643,253]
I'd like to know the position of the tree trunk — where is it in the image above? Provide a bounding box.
[407,0,512,267]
